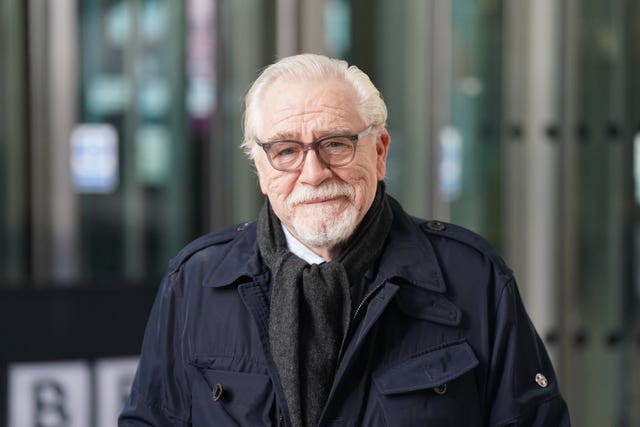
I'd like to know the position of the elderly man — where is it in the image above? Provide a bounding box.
[120,54,570,426]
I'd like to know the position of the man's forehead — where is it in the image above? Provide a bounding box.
[264,77,357,110]
[260,79,362,140]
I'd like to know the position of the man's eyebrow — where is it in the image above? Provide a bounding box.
[263,131,297,142]
[319,126,354,136]
[265,127,355,142]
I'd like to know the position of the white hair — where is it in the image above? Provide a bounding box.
[241,53,388,158]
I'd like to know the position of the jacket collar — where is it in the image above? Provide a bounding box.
[202,221,266,287]
[376,197,447,293]
[202,196,447,294]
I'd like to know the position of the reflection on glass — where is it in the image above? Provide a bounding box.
[71,124,119,194]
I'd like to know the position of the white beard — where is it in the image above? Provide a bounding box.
[290,203,359,248]
[285,181,359,249]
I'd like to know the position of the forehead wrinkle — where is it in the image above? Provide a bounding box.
[266,126,356,143]
[267,107,356,139]
[272,102,352,122]
[261,78,363,140]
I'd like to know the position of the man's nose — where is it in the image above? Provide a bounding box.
[298,149,332,185]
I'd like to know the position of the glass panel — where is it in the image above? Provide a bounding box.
[325,0,351,58]
[448,0,503,245]
[214,0,275,225]
[77,0,194,282]
[352,1,638,425]
[627,5,640,426]
[574,1,627,425]
[0,0,28,285]
[353,0,502,243]
[360,0,433,217]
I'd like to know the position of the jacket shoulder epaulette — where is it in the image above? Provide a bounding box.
[167,220,256,273]
[417,218,513,278]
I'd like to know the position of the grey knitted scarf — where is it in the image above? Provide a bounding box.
[257,182,392,427]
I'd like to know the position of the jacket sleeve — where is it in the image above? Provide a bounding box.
[119,270,191,426]
[487,278,571,426]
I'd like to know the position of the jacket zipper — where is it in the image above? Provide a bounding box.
[337,281,386,362]
[353,281,386,321]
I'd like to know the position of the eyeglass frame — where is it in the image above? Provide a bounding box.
[255,125,376,172]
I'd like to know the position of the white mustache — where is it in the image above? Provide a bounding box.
[287,182,355,206]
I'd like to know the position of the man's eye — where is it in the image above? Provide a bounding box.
[273,146,299,158]
[322,139,350,150]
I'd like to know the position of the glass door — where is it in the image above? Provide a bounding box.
[77,0,193,281]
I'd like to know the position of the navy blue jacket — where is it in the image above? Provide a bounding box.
[120,197,570,426]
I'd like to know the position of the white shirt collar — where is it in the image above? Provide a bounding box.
[282,225,328,264]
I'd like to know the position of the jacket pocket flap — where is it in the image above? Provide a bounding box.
[374,341,479,395]
[189,354,269,375]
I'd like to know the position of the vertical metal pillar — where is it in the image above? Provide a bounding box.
[300,0,325,54]
[1,0,28,283]
[276,0,300,57]
[29,0,79,283]
[276,0,326,57]
[558,0,582,423]
[217,0,273,224]
[429,1,452,221]
[502,0,562,358]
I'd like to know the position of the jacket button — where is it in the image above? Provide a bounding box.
[212,383,224,401]
[535,373,548,388]
[433,383,448,395]
[427,220,446,231]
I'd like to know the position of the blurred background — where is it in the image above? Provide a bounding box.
[1,0,639,426]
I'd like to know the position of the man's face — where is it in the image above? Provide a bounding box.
[253,77,390,258]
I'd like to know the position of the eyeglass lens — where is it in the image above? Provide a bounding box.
[267,136,355,170]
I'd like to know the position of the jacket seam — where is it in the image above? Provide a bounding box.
[417,220,514,280]
[168,229,239,273]
[491,277,513,321]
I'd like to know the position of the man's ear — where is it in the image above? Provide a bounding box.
[376,129,390,180]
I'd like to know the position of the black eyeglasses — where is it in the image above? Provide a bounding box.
[256,125,375,172]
